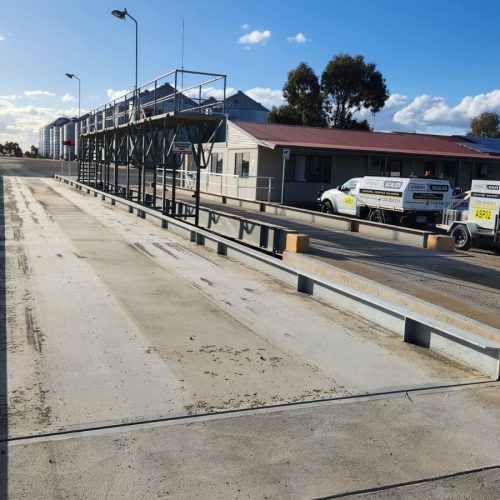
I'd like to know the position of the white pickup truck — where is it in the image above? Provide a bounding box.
[437,180,500,250]
[318,176,452,226]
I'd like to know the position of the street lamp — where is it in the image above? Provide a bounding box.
[111,8,138,120]
[65,73,81,118]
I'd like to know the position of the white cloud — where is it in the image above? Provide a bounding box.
[0,95,22,100]
[287,32,308,43]
[239,29,271,45]
[184,86,237,100]
[106,89,129,101]
[0,34,4,41]
[24,90,56,97]
[353,88,500,135]
[61,94,76,103]
[183,85,282,109]
[244,87,284,109]
[0,98,83,150]
[241,24,250,30]
[390,89,500,130]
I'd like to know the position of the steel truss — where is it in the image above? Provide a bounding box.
[77,69,227,227]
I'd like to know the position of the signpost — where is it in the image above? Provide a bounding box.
[172,141,193,155]
[281,148,290,204]
[63,139,74,176]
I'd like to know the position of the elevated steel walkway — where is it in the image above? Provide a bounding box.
[78,69,227,225]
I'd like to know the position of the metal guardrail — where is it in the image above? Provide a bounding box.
[171,186,435,249]
[55,175,500,379]
[80,69,227,135]
[159,169,274,202]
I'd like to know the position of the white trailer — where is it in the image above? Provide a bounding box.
[318,176,452,227]
[437,180,500,250]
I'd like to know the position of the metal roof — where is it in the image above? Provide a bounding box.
[232,121,496,159]
[456,135,500,155]
[207,91,269,112]
[224,91,269,111]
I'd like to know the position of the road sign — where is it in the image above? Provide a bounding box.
[173,141,193,155]
[283,148,290,160]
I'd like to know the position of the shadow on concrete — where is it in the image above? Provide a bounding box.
[0,176,8,497]
[0,157,68,178]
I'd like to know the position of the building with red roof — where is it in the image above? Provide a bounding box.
[203,121,500,205]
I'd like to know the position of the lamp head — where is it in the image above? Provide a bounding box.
[111,9,127,19]
[65,73,74,79]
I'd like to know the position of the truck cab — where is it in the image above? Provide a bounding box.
[319,176,451,226]
[319,178,361,217]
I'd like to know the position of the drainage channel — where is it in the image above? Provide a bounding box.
[5,379,496,445]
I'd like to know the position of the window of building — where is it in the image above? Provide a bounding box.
[211,153,223,174]
[442,161,457,178]
[424,161,436,175]
[235,152,250,177]
[388,159,402,177]
[285,155,331,182]
[186,155,196,171]
[370,157,385,175]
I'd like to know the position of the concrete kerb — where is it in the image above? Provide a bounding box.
[55,175,500,379]
[282,251,500,343]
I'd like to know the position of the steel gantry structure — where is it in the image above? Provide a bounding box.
[78,69,226,226]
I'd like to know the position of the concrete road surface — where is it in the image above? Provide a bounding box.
[1,157,499,498]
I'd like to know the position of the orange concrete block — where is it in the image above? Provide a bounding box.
[286,233,310,253]
[426,235,455,252]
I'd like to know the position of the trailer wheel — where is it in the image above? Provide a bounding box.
[451,224,472,250]
[369,209,384,223]
[321,200,335,214]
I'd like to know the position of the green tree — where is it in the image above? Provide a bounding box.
[321,53,389,129]
[268,63,326,127]
[467,112,500,137]
[268,104,302,125]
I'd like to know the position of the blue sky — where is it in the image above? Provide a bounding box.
[2,0,500,149]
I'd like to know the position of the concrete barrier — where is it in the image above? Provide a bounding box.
[174,201,292,254]
[286,234,310,253]
[172,186,433,248]
[426,234,455,252]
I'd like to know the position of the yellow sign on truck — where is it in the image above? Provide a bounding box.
[438,180,500,250]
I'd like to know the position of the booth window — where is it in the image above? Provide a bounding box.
[286,155,331,182]
[235,152,250,177]
[211,153,223,174]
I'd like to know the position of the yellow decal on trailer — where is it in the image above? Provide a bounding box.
[474,209,493,221]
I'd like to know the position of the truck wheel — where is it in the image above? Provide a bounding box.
[321,200,335,214]
[369,209,384,223]
[451,224,472,250]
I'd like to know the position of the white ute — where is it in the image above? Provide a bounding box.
[318,176,452,226]
[437,180,500,250]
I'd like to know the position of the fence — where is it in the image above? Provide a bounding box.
[161,169,274,202]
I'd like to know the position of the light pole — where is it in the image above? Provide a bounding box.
[65,73,80,118]
[111,8,138,120]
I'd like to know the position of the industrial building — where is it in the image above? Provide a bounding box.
[199,121,500,205]
[38,86,268,162]
[39,117,73,160]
